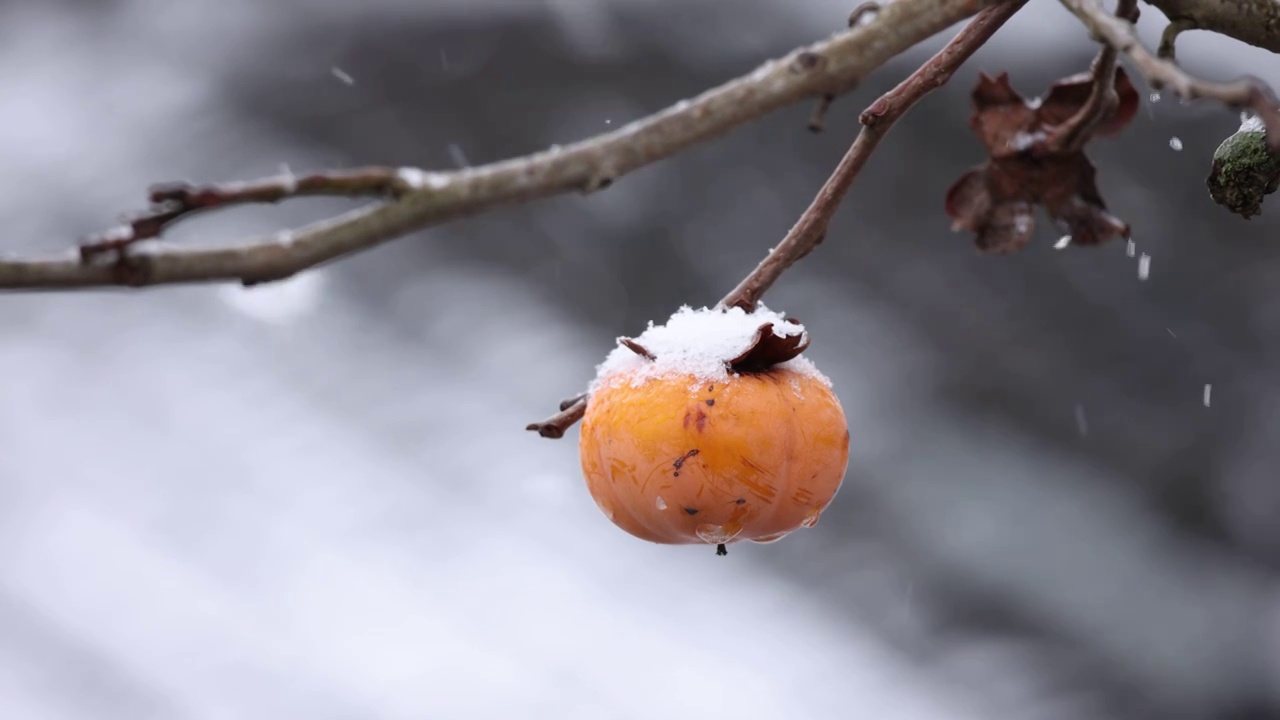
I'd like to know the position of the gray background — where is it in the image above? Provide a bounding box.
[2,1,1279,719]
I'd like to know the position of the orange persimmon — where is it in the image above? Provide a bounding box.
[578,305,849,555]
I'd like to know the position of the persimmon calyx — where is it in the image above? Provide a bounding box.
[727,319,810,373]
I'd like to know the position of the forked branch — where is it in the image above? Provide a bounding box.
[529,0,1029,438]
[1060,0,1280,149]
[79,168,412,263]
[720,0,1029,311]
[1045,0,1137,153]
[0,0,1000,291]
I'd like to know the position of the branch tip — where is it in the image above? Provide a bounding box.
[619,338,657,360]
[527,397,588,439]
[808,94,836,133]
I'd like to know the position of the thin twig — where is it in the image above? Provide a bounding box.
[527,399,587,439]
[0,0,1000,291]
[79,168,411,261]
[1061,0,1280,150]
[528,0,1029,438]
[1157,17,1196,60]
[1047,0,1138,153]
[808,94,836,133]
[720,0,1028,311]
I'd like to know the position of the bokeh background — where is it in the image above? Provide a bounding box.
[2,1,1280,718]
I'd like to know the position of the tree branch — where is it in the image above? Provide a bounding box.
[1142,0,1280,53]
[78,168,410,262]
[721,0,1028,311]
[529,0,1028,438]
[1156,17,1196,60]
[0,0,1000,292]
[1047,0,1138,153]
[1061,0,1280,150]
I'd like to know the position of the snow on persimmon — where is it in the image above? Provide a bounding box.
[578,305,849,555]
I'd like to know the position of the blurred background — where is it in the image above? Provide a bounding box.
[1,0,1279,718]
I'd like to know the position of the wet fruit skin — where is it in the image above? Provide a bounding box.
[579,368,849,549]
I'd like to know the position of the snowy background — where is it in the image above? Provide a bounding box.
[2,1,1280,719]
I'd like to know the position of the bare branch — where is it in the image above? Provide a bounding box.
[0,0,1000,292]
[720,0,1028,311]
[1143,0,1280,53]
[1157,17,1197,60]
[1048,0,1138,153]
[79,168,408,261]
[1061,0,1280,150]
[528,0,1028,439]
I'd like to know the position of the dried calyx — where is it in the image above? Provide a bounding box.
[587,304,829,401]
[620,316,808,374]
[727,319,809,372]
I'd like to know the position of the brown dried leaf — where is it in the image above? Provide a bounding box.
[945,69,1136,253]
[728,320,809,373]
[977,200,1035,254]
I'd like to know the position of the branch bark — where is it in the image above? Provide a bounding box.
[1143,0,1280,53]
[1061,0,1280,149]
[78,168,410,262]
[0,0,999,292]
[1047,0,1138,153]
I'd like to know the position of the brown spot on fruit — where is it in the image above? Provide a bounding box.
[684,507,699,516]
[735,498,746,505]
[695,409,707,432]
[673,449,700,471]
[706,399,715,407]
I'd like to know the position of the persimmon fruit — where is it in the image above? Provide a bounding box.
[578,305,849,555]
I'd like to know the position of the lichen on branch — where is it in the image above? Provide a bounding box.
[1208,115,1280,219]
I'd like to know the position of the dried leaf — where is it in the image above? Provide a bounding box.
[727,320,809,373]
[945,69,1137,253]
[1037,69,1138,137]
